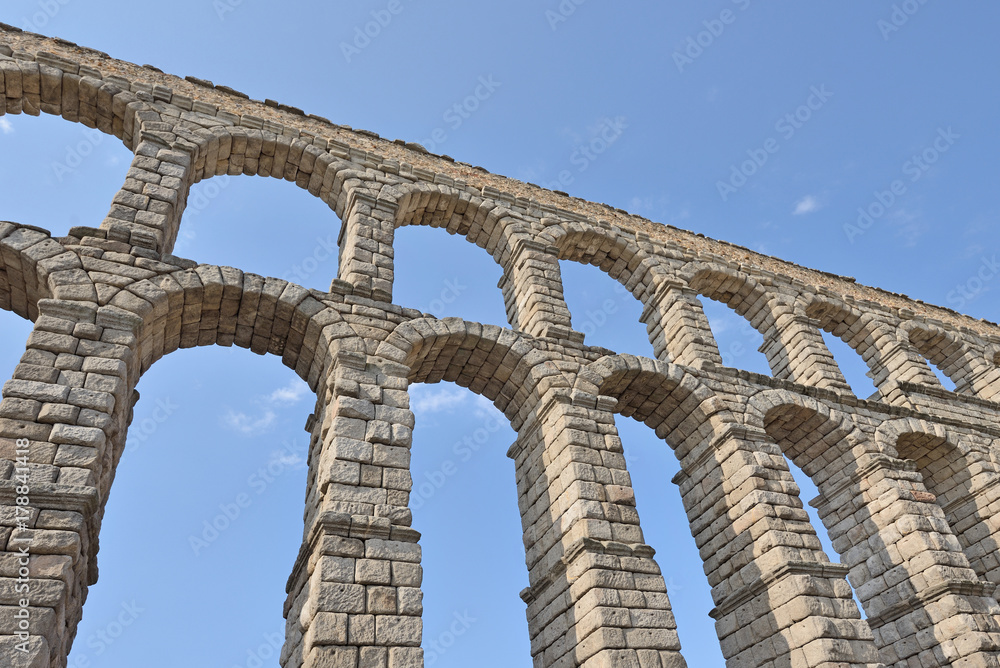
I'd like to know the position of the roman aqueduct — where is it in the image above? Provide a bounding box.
[2,26,1000,668]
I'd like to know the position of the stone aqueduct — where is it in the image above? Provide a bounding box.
[1,27,1000,668]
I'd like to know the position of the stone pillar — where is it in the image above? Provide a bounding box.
[641,281,723,368]
[337,191,395,303]
[943,466,1000,587]
[674,425,881,667]
[283,351,422,668]
[0,298,139,668]
[96,137,193,256]
[498,236,584,343]
[812,452,1000,667]
[965,363,1000,403]
[872,339,944,406]
[509,387,687,668]
[758,306,853,393]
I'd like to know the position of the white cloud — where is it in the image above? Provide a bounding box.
[267,379,309,404]
[222,379,310,436]
[266,445,306,470]
[223,409,276,435]
[410,385,468,413]
[0,118,13,135]
[792,195,820,215]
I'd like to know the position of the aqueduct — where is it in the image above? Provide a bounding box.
[2,25,1000,668]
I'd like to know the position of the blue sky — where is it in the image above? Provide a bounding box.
[1,2,998,666]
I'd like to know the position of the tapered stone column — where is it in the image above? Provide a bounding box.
[337,191,396,303]
[642,281,723,367]
[283,351,423,668]
[812,452,1000,667]
[674,425,881,667]
[499,235,584,343]
[510,386,687,668]
[0,298,140,668]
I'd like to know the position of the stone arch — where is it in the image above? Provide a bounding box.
[901,320,996,397]
[542,221,704,361]
[376,316,569,427]
[0,52,158,151]
[682,262,773,327]
[873,417,1000,581]
[682,264,854,389]
[744,389,870,485]
[183,123,362,216]
[803,294,950,399]
[574,353,730,449]
[392,182,509,256]
[162,122,365,258]
[125,265,346,394]
[0,222,73,320]
[540,219,661,300]
[574,356,880,666]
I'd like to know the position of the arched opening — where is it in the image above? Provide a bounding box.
[0,113,133,238]
[757,401,872,619]
[0,312,33,388]
[586,358,880,666]
[890,430,996,583]
[66,346,309,666]
[614,416,727,666]
[407,381,527,666]
[698,296,771,375]
[906,327,966,392]
[820,329,880,399]
[392,226,508,328]
[559,260,651,355]
[176,175,342,293]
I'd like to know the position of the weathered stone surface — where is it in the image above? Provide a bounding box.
[2,25,1000,668]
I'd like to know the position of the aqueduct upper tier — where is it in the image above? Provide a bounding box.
[2,25,999,668]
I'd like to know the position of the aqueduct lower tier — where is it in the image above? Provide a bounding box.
[2,26,1000,668]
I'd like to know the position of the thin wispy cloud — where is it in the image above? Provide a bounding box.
[266,445,306,470]
[792,195,820,215]
[267,379,309,404]
[410,385,468,413]
[221,379,309,435]
[0,118,13,135]
[223,409,276,435]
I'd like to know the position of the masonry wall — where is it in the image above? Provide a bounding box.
[2,26,1000,668]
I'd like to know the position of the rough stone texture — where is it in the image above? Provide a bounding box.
[2,25,1000,668]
